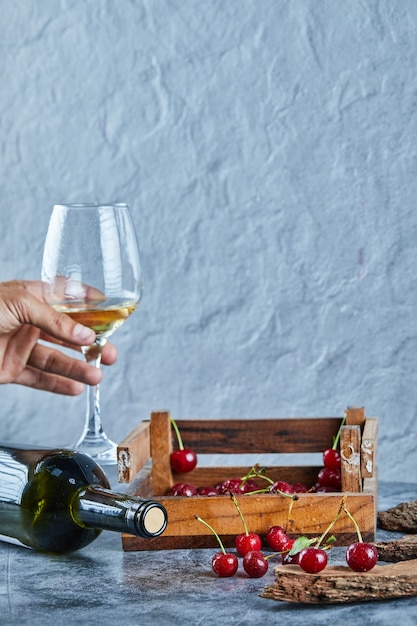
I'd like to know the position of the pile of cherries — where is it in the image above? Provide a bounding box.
[197,496,379,579]
[169,417,378,578]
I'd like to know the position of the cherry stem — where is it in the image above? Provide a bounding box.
[342,502,363,543]
[230,493,249,535]
[195,516,226,554]
[241,464,274,485]
[316,496,345,548]
[170,417,184,451]
[332,411,347,450]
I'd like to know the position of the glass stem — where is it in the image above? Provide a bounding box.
[82,339,106,441]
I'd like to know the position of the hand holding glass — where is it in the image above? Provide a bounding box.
[41,203,142,464]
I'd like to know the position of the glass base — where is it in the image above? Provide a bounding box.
[73,433,118,466]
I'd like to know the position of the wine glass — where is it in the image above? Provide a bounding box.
[41,203,142,465]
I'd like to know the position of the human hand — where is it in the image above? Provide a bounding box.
[0,280,117,394]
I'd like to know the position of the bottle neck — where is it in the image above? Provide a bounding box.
[73,486,167,538]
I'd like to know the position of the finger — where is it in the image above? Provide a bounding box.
[101,342,117,365]
[37,333,118,366]
[19,294,96,346]
[27,343,103,386]
[14,367,87,395]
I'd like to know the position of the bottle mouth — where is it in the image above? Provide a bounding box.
[130,501,168,538]
[141,504,168,537]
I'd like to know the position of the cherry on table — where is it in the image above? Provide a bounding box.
[235,532,262,557]
[230,492,262,556]
[212,552,238,577]
[298,547,328,573]
[265,525,290,551]
[195,515,238,578]
[243,550,269,578]
[346,542,378,572]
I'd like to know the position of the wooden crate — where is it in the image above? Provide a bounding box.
[117,407,378,551]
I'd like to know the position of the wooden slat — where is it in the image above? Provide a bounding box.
[340,425,362,493]
[121,491,375,551]
[345,406,365,429]
[150,411,174,495]
[361,417,378,478]
[117,420,150,483]
[173,417,344,454]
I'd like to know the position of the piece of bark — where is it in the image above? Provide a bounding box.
[373,535,417,562]
[261,560,417,605]
[378,501,417,533]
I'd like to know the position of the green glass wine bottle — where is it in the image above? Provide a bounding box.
[0,443,167,554]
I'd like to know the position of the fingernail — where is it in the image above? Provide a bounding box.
[73,323,95,343]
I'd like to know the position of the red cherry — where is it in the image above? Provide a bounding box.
[196,485,217,496]
[269,480,295,494]
[282,549,300,565]
[242,550,269,578]
[317,467,341,490]
[241,478,260,493]
[290,482,309,493]
[346,542,378,572]
[215,478,246,494]
[323,448,342,471]
[170,448,198,473]
[235,532,262,557]
[265,526,290,551]
[167,482,197,496]
[314,483,338,493]
[298,547,328,573]
[212,552,238,577]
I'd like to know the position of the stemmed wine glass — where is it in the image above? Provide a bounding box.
[41,203,142,465]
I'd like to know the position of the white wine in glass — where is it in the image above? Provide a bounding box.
[41,203,142,465]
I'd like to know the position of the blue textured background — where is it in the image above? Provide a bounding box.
[1,0,416,482]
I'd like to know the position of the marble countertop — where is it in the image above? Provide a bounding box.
[1,473,416,626]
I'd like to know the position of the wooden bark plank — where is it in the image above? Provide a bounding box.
[378,500,417,533]
[340,425,362,493]
[261,560,417,604]
[374,535,417,562]
[117,420,150,483]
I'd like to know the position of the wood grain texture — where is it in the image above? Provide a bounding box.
[117,420,150,483]
[261,560,417,604]
[172,417,344,453]
[378,500,417,533]
[374,535,417,561]
[340,425,362,493]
